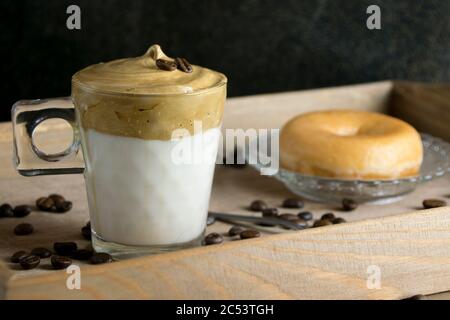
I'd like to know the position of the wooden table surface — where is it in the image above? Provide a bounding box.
[1,81,449,299]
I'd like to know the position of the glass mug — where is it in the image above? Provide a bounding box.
[12,75,226,257]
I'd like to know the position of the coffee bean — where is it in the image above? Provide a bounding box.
[81,226,91,240]
[91,252,113,265]
[51,255,72,270]
[313,219,333,228]
[297,211,313,221]
[175,57,193,73]
[240,229,261,239]
[332,217,346,224]
[36,197,54,211]
[72,249,93,260]
[423,199,447,209]
[321,213,335,221]
[342,198,357,211]
[279,213,298,221]
[55,201,72,213]
[20,255,40,270]
[206,215,216,226]
[249,200,267,212]
[0,203,14,218]
[30,247,52,258]
[13,205,32,218]
[14,223,34,235]
[262,207,278,217]
[282,198,304,209]
[228,226,245,236]
[36,197,46,205]
[37,194,71,213]
[53,242,78,256]
[48,194,65,203]
[156,59,177,71]
[204,233,223,245]
[11,250,28,263]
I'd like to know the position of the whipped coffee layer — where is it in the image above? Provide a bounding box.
[73,45,226,94]
[72,45,227,140]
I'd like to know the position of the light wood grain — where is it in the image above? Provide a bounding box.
[5,207,450,300]
[0,81,449,299]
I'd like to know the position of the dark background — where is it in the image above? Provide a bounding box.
[1,0,449,121]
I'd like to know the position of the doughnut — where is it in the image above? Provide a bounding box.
[280,110,423,179]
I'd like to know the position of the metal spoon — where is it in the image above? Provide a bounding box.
[208,211,304,230]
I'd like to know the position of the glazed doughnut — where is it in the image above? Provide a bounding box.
[280,110,423,179]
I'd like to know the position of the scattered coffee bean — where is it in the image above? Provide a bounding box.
[31,247,52,258]
[423,199,447,209]
[297,211,313,221]
[11,250,28,263]
[91,252,113,265]
[228,226,245,236]
[175,57,193,73]
[342,198,358,211]
[48,194,65,203]
[262,208,278,217]
[282,198,304,209]
[13,205,32,218]
[20,255,40,270]
[0,203,14,218]
[332,217,346,224]
[249,200,267,212]
[313,219,333,228]
[51,255,72,270]
[240,229,261,239]
[321,213,335,221]
[36,197,54,211]
[72,249,93,260]
[36,194,72,213]
[206,215,216,226]
[55,200,72,213]
[81,226,91,240]
[53,242,78,256]
[156,58,177,71]
[279,213,298,221]
[14,223,34,235]
[204,233,223,245]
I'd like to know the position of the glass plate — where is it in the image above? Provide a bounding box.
[247,133,450,204]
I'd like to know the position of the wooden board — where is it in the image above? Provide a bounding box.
[0,81,449,299]
[391,81,450,141]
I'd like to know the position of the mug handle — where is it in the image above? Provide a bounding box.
[11,97,85,176]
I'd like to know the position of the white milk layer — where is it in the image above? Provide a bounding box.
[83,128,220,246]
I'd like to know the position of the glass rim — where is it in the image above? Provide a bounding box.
[71,77,227,98]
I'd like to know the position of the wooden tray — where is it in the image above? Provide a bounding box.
[0,81,449,299]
